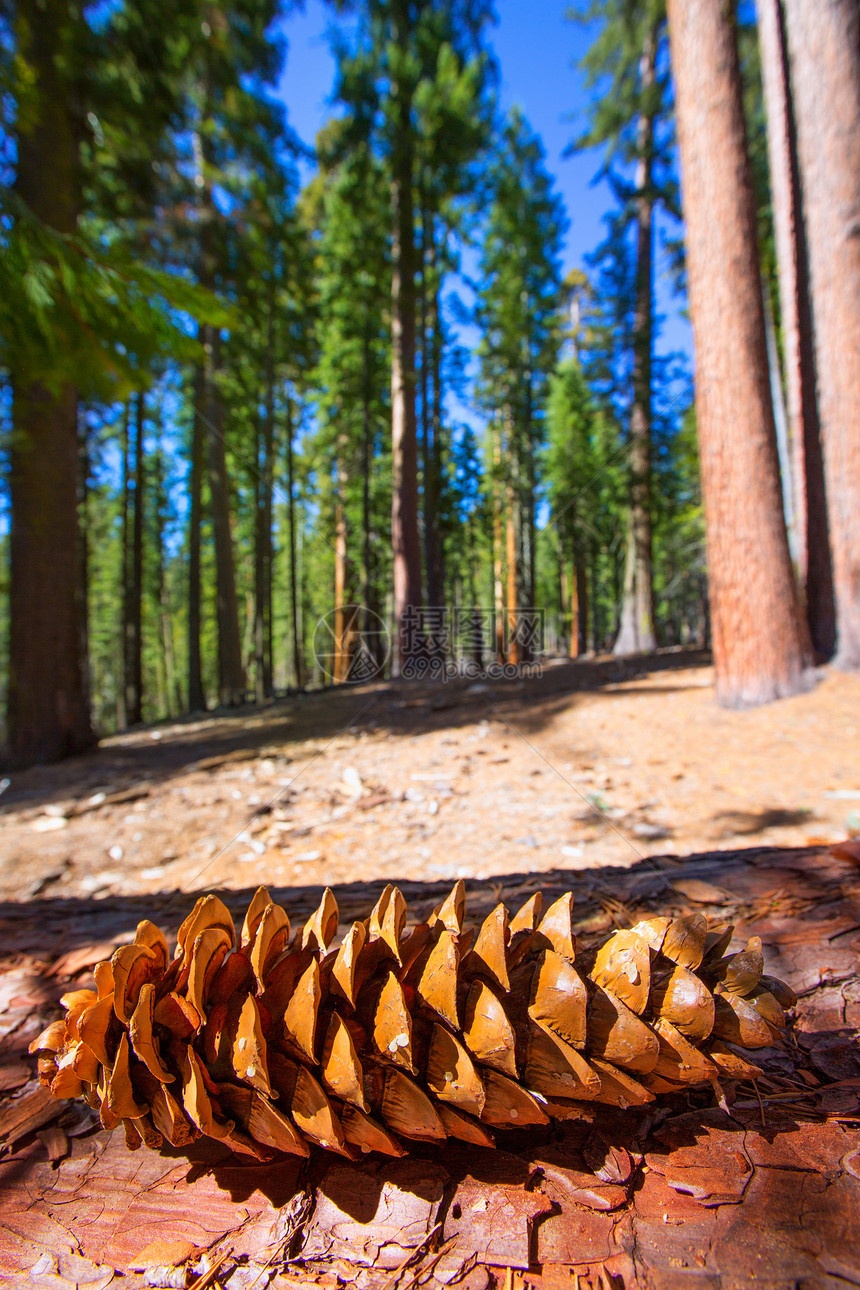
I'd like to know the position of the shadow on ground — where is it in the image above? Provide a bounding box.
[0,648,711,816]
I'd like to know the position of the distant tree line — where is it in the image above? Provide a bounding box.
[1,0,858,767]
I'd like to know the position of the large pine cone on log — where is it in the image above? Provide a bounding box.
[31,883,796,1161]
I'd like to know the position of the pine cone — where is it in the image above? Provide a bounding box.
[30,883,796,1161]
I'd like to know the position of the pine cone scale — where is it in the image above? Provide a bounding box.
[30,882,797,1162]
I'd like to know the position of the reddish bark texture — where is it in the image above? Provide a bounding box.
[783,0,860,670]
[667,0,810,707]
[756,0,836,663]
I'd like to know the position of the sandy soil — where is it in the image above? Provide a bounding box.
[1,649,858,907]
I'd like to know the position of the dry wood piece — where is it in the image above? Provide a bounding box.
[31,883,797,1161]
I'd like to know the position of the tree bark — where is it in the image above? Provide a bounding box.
[333,434,353,684]
[204,331,246,706]
[614,25,657,657]
[285,394,303,689]
[6,1,95,767]
[119,402,131,730]
[667,0,811,707]
[254,411,267,704]
[782,0,860,670]
[492,425,505,663]
[187,364,206,712]
[153,430,180,717]
[430,282,446,610]
[574,538,588,658]
[361,324,377,651]
[756,0,836,662]
[77,404,91,726]
[125,390,144,725]
[254,284,276,704]
[390,0,423,673]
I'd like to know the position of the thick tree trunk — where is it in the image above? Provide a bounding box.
[6,2,95,767]
[667,0,810,707]
[187,365,206,713]
[204,332,245,706]
[756,0,836,662]
[125,391,144,725]
[390,1,423,674]
[782,0,860,670]
[615,29,657,657]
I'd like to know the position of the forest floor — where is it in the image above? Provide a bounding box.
[2,650,860,1288]
[1,647,858,907]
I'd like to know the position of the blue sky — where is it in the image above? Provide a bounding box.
[274,0,693,376]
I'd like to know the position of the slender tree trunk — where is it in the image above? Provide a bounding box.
[126,390,144,725]
[523,380,537,632]
[757,0,836,662]
[505,432,519,666]
[667,0,811,706]
[118,402,130,729]
[615,26,658,657]
[419,192,434,612]
[762,283,795,552]
[254,412,267,704]
[6,1,95,766]
[590,546,601,653]
[421,206,444,614]
[574,537,588,657]
[187,364,206,712]
[153,432,180,717]
[77,404,91,724]
[492,425,505,663]
[565,559,578,660]
[285,394,303,689]
[255,286,276,704]
[204,333,245,707]
[362,325,374,637]
[430,280,445,609]
[390,0,423,673]
[333,434,352,684]
[782,0,860,669]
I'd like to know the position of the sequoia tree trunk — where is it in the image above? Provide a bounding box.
[782,0,860,670]
[667,0,811,706]
[756,0,836,662]
[6,0,95,766]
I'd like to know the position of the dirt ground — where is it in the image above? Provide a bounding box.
[2,648,858,909]
[2,649,860,1288]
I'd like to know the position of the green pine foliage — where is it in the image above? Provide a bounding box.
[0,0,737,762]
